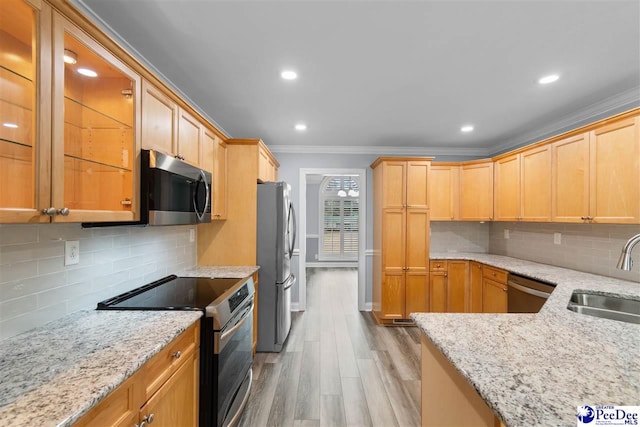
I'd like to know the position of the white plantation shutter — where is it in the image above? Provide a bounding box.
[342,199,359,255]
[319,176,360,260]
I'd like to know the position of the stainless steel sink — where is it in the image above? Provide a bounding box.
[567,291,640,324]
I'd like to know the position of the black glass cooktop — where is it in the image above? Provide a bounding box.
[97,275,244,311]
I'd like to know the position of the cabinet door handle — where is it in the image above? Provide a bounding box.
[171,350,182,359]
[57,207,70,216]
[41,207,57,216]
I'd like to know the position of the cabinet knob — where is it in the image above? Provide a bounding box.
[57,207,70,216]
[147,414,155,424]
[41,207,57,216]
[137,422,146,427]
[171,350,182,359]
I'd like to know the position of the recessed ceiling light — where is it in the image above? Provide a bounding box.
[77,68,98,77]
[281,70,298,80]
[294,123,307,131]
[460,125,474,133]
[538,74,559,85]
[3,122,18,129]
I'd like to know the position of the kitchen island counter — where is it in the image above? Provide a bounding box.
[0,310,202,427]
[413,253,640,426]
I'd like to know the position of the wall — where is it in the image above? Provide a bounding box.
[489,222,640,283]
[430,221,490,253]
[306,181,320,262]
[0,223,196,341]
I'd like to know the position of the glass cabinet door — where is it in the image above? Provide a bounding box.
[0,0,51,222]
[52,14,140,222]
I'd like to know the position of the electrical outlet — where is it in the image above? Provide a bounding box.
[65,240,80,266]
[554,232,562,245]
[504,229,510,239]
[189,229,195,243]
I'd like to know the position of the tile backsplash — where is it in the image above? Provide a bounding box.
[489,222,640,283]
[0,224,196,341]
[430,221,490,254]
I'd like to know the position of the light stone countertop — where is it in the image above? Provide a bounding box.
[0,310,202,427]
[413,252,640,427]
[179,265,260,278]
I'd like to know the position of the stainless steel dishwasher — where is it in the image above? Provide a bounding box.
[507,274,556,313]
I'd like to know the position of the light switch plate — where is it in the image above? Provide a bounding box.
[554,232,562,245]
[504,229,510,239]
[65,240,80,266]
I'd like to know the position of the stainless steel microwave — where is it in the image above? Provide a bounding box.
[83,149,211,227]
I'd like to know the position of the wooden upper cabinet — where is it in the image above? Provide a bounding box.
[429,164,459,220]
[0,0,51,223]
[177,107,201,167]
[208,132,227,220]
[520,145,551,221]
[494,153,521,221]
[494,145,551,222]
[459,160,493,221]
[141,80,177,156]
[589,116,640,223]
[201,128,215,174]
[552,133,590,222]
[257,142,279,183]
[53,12,141,223]
[551,115,640,224]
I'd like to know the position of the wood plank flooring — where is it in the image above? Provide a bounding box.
[239,268,421,427]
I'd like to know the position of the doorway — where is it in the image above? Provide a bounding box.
[297,168,367,312]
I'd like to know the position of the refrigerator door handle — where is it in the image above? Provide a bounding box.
[282,274,296,291]
[288,202,297,259]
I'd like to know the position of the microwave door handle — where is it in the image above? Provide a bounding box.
[193,169,210,221]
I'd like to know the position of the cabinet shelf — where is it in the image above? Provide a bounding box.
[0,64,33,84]
[64,96,132,130]
[64,153,132,172]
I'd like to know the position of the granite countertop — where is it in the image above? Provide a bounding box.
[413,252,640,427]
[179,265,260,278]
[0,310,202,427]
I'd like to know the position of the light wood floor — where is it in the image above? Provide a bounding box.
[239,268,421,427]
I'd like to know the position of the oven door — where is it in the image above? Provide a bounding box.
[214,299,253,427]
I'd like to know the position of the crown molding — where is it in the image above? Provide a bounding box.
[490,86,640,156]
[268,144,490,156]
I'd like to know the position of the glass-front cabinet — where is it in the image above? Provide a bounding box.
[0,0,50,222]
[0,1,141,223]
[52,14,140,222]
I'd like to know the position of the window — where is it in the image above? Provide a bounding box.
[319,176,359,260]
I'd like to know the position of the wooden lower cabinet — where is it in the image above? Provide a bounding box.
[421,335,503,427]
[139,352,199,427]
[482,279,508,313]
[74,323,200,427]
[429,270,447,313]
[469,261,483,312]
[429,260,468,313]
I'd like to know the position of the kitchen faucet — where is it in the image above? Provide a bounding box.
[616,233,640,271]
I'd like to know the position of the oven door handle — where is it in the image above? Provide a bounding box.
[220,302,254,342]
[508,281,552,299]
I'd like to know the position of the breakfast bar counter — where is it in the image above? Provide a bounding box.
[413,253,640,426]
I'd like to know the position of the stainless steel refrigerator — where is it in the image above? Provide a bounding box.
[256,181,297,352]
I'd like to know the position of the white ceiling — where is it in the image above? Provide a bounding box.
[76,0,640,156]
